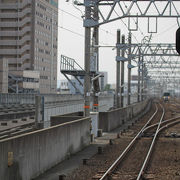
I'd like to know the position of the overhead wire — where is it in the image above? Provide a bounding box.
[58,7,116,37]
[35,8,109,46]
[61,1,180,81]
[59,25,109,45]
[58,8,114,45]
[152,23,178,38]
[105,0,141,44]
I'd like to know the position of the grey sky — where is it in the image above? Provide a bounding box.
[58,1,180,84]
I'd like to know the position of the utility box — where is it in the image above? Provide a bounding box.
[90,112,99,137]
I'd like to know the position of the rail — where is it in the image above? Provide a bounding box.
[99,102,180,180]
[99,103,159,180]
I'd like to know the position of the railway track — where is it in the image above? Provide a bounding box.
[0,104,35,120]
[93,101,180,180]
[0,123,35,140]
[0,116,35,140]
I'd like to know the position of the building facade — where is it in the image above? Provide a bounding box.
[0,0,58,93]
[0,57,8,93]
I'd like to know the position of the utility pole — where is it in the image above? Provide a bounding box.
[144,64,147,100]
[127,32,132,105]
[93,4,99,112]
[84,1,91,116]
[141,56,144,101]
[116,29,121,108]
[120,34,125,108]
[137,49,141,102]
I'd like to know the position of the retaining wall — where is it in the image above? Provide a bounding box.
[50,113,83,126]
[99,99,150,132]
[0,117,90,180]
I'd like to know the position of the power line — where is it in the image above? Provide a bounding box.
[35,12,108,45]
[58,7,116,37]
[59,8,82,21]
[106,0,140,44]
[59,25,110,46]
[152,23,178,38]
[59,26,84,37]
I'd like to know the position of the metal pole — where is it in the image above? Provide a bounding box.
[93,4,99,112]
[141,56,144,101]
[116,29,121,108]
[84,1,91,116]
[127,32,131,105]
[144,64,147,100]
[137,49,141,102]
[120,34,125,108]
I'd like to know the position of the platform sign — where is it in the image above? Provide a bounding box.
[176,27,180,55]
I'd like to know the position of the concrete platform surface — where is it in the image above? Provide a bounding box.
[34,121,134,180]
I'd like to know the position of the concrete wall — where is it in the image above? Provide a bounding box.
[0,117,90,180]
[51,115,82,126]
[42,95,114,126]
[99,99,150,132]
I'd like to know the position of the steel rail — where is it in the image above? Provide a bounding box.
[99,102,180,180]
[158,119,180,133]
[99,103,159,180]
[141,115,180,133]
[136,118,180,180]
[136,103,165,180]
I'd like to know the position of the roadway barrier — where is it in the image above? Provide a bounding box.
[0,117,90,180]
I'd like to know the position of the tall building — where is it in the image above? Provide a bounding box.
[0,0,58,93]
[0,57,8,93]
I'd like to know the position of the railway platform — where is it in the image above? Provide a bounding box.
[34,113,139,180]
[35,100,180,180]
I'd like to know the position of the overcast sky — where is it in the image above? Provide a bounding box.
[57,1,180,85]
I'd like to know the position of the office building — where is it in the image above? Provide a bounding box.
[0,57,8,93]
[0,0,58,93]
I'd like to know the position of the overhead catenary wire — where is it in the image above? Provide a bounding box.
[58,7,116,37]
[35,9,110,46]
[106,0,146,44]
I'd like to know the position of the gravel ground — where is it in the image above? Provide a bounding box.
[65,100,180,180]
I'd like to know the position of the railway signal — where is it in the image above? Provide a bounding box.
[176,27,180,55]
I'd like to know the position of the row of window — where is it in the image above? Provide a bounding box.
[35,66,48,71]
[36,11,56,24]
[40,75,49,80]
[35,56,51,63]
[35,47,51,55]
[36,38,49,46]
[35,30,53,40]
[36,3,46,11]
[36,20,51,31]
[36,2,58,16]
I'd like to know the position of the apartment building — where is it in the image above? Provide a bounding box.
[0,0,58,93]
[0,57,8,93]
